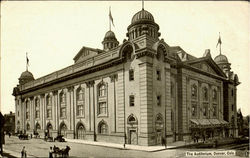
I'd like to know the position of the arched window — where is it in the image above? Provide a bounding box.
[27,123,30,130]
[76,87,85,116]
[46,95,52,118]
[60,123,67,136]
[98,121,108,134]
[191,84,197,99]
[35,123,41,130]
[127,114,137,124]
[35,98,40,119]
[203,87,208,101]
[97,82,108,116]
[98,83,106,97]
[60,91,66,118]
[77,123,86,139]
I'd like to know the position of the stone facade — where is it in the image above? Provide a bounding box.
[12,9,240,146]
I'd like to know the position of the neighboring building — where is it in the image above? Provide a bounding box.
[0,112,5,155]
[12,8,240,146]
[3,111,15,134]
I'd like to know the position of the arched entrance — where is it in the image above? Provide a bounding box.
[127,114,138,145]
[76,123,86,139]
[155,114,163,145]
[60,122,67,137]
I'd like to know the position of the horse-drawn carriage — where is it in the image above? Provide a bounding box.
[54,135,65,142]
[45,136,54,142]
[52,145,70,158]
[18,134,29,140]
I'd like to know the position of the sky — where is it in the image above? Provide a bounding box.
[1,1,249,116]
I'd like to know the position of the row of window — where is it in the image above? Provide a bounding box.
[191,84,218,101]
[191,102,217,117]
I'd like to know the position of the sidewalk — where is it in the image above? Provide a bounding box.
[3,148,39,158]
[65,138,190,152]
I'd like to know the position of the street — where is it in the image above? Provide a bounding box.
[3,136,245,158]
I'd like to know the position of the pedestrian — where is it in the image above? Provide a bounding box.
[161,137,166,146]
[21,146,27,158]
[202,134,205,143]
[49,146,53,158]
[30,134,32,139]
[8,132,11,138]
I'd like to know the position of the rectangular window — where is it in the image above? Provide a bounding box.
[191,102,197,117]
[156,70,161,80]
[26,112,29,119]
[157,95,161,106]
[129,95,135,106]
[47,109,52,118]
[60,107,66,117]
[129,69,134,81]
[18,111,19,117]
[232,104,234,111]
[203,103,208,117]
[77,104,84,116]
[231,89,234,97]
[98,102,107,114]
[35,111,40,119]
[213,105,217,117]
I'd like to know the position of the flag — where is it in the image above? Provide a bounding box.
[216,35,222,48]
[26,53,29,66]
[109,7,114,27]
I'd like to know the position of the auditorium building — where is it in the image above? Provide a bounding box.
[12,8,240,146]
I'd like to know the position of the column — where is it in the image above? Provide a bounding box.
[109,74,118,133]
[86,80,95,140]
[67,86,74,131]
[52,90,58,131]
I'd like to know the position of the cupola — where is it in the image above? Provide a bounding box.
[102,30,119,50]
[127,9,160,41]
[19,70,34,85]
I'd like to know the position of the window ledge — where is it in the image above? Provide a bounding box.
[97,114,108,118]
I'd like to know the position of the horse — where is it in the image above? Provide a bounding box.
[54,146,70,158]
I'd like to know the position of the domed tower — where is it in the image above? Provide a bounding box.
[127,9,160,41]
[102,30,119,51]
[214,54,231,76]
[18,70,34,85]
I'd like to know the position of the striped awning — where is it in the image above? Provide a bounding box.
[190,119,229,128]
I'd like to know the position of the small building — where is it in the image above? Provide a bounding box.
[3,111,15,134]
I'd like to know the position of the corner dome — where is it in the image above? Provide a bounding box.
[131,9,154,25]
[214,54,229,64]
[19,70,34,85]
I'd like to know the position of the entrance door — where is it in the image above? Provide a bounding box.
[156,130,162,145]
[129,130,137,145]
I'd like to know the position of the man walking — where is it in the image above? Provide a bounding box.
[21,146,27,158]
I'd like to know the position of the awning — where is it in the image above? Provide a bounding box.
[218,119,230,126]
[190,119,229,128]
[209,119,221,127]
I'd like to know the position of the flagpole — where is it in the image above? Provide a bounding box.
[26,52,28,71]
[109,6,111,31]
[219,32,221,55]
[142,0,144,10]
